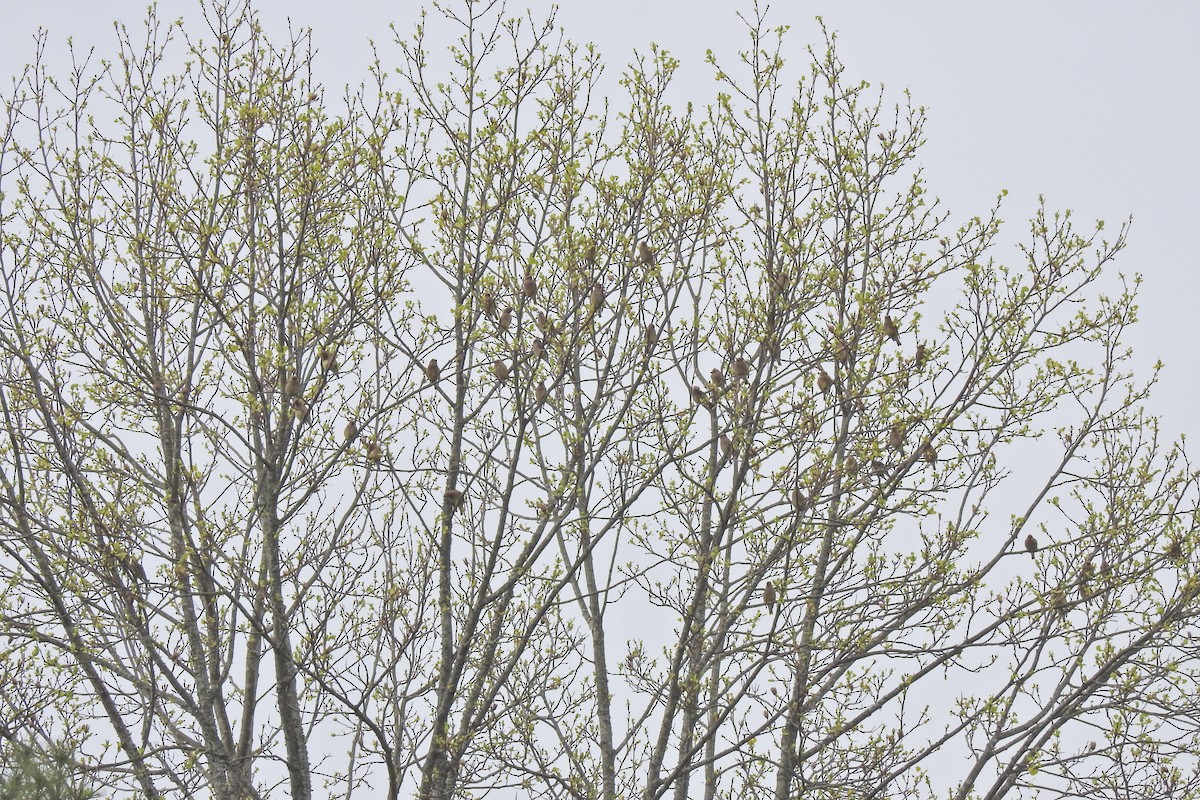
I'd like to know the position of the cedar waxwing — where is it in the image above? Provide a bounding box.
[871,459,889,478]
[585,243,596,265]
[920,443,938,463]
[498,307,513,331]
[482,293,498,318]
[444,488,463,507]
[732,356,750,380]
[844,454,859,475]
[1024,534,1038,557]
[344,419,358,442]
[492,360,510,382]
[534,380,548,404]
[537,311,553,333]
[1080,559,1094,588]
[426,358,441,383]
[532,338,546,361]
[366,439,382,463]
[710,368,725,389]
[914,343,928,369]
[638,241,653,265]
[832,338,850,364]
[817,368,834,395]
[319,346,338,372]
[692,385,713,409]
[887,424,905,452]
[720,433,733,459]
[770,271,788,294]
[645,324,659,351]
[291,398,309,421]
[791,488,808,512]
[882,314,901,344]
[284,372,300,397]
[764,581,777,612]
[522,272,536,298]
[589,283,605,311]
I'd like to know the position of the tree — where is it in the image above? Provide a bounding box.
[0,1,1197,799]
[0,739,96,800]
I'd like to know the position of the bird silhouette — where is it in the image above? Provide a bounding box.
[482,293,498,318]
[644,324,659,352]
[535,380,548,404]
[710,368,725,389]
[764,581,777,612]
[1167,537,1184,561]
[920,443,937,463]
[366,440,382,463]
[522,272,536,298]
[832,338,850,364]
[585,243,596,265]
[283,371,300,397]
[720,433,734,459]
[887,424,905,452]
[531,338,546,361]
[444,488,463,507]
[319,346,338,372]
[914,343,928,369]
[492,360,510,382]
[498,307,513,331]
[882,314,901,344]
[590,283,605,311]
[638,241,654,265]
[791,488,808,512]
[426,358,441,383]
[843,454,859,475]
[731,357,750,380]
[692,385,713,409]
[344,419,358,442]
[817,368,834,395]
[1024,534,1038,557]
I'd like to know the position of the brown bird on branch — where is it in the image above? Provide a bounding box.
[283,371,300,397]
[791,488,808,512]
[522,272,536,299]
[531,338,546,361]
[638,241,654,265]
[319,346,338,372]
[887,424,905,452]
[692,385,713,410]
[914,343,928,369]
[832,337,850,364]
[534,380,548,404]
[426,358,441,383]
[710,368,726,389]
[817,367,834,395]
[644,324,659,352]
[481,293,497,318]
[343,419,358,442]
[492,360,510,382]
[720,433,734,459]
[444,488,464,508]
[366,439,382,463]
[882,314,901,345]
[498,306,513,331]
[585,242,596,265]
[764,581,777,612]
[920,443,938,463]
[590,283,605,311]
[731,356,750,380]
[1024,534,1038,557]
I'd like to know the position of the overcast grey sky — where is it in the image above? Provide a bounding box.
[2,1,1195,439]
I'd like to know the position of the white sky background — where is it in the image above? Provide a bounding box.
[1,1,1193,445]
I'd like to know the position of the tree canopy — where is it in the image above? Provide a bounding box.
[0,2,1197,799]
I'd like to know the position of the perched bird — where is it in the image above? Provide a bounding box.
[291,398,309,421]
[589,283,605,311]
[492,359,510,382]
[1080,559,1094,587]
[537,311,554,333]
[319,346,338,372]
[791,488,808,512]
[882,314,901,344]
[1024,534,1038,557]
[710,368,726,389]
[644,324,659,352]
[817,368,834,395]
[534,380,548,404]
[843,454,859,475]
[770,271,788,294]
[344,419,358,442]
[887,424,905,452]
[426,358,441,383]
[444,488,463,507]
[914,343,928,369]
[871,459,889,478]
[522,272,536,298]
[720,433,734,459]
[585,242,596,265]
[764,581,777,612]
[366,439,382,463]
[691,385,713,409]
[498,306,513,331]
[920,443,938,463]
[532,338,546,361]
[1167,537,1184,561]
[832,338,850,364]
[284,371,301,397]
[482,293,498,318]
[731,356,751,380]
[638,241,654,265]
